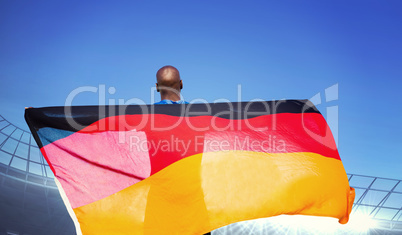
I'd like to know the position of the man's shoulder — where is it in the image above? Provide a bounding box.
[154,100,189,105]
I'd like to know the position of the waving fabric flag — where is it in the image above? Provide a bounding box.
[25,100,355,235]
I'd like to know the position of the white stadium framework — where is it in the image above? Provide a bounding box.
[0,114,401,235]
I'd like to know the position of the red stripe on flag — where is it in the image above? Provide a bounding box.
[75,112,339,174]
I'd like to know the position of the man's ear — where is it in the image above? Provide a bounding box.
[180,80,183,90]
[156,83,160,92]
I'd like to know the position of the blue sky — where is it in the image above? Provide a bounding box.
[1,0,401,179]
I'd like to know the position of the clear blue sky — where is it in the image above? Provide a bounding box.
[1,0,401,179]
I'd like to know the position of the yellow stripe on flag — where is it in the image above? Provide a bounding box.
[74,151,354,235]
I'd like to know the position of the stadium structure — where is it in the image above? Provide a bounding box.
[0,114,401,235]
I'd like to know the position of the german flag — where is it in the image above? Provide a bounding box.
[25,100,355,235]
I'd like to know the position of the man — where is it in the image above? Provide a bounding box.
[153,66,211,235]
[154,65,188,104]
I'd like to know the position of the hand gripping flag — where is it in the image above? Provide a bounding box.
[25,100,355,235]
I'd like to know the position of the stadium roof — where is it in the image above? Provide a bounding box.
[0,115,74,235]
[0,114,401,235]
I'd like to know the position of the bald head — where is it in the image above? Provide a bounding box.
[156,65,183,101]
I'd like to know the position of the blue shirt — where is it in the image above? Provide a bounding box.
[154,99,189,105]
